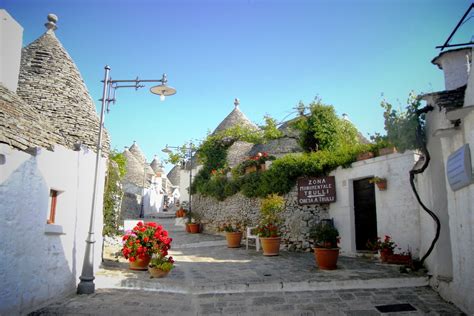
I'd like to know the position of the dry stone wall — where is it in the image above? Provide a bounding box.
[193,186,329,252]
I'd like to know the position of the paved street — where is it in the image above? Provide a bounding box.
[30,218,465,315]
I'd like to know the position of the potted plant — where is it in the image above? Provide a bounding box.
[148,235,174,278]
[121,221,172,271]
[367,235,397,262]
[175,207,186,218]
[186,212,201,234]
[256,194,285,256]
[356,151,375,161]
[149,255,175,278]
[238,152,276,174]
[369,176,387,190]
[219,222,243,248]
[310,222,340,270]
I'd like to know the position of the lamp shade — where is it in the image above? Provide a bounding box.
[150,84,177,96]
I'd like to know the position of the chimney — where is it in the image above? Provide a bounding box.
[0,10,23,92]
[464,47,474,107]
[432,47,472,90]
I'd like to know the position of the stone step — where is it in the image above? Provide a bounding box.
[95,269,429,295]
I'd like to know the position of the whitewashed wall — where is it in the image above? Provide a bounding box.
[0,144,106,315]
[329,152,421,257]
[0,10,22,92]
[415,48,474,314]
[179,165,202,205]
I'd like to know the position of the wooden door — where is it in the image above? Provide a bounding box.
[353,178,377,250]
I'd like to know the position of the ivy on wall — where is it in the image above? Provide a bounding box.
[189,100,376,201]
[103,150,126,236]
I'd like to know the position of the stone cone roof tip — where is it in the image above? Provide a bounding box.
[128,141,154,175]
[122,149,150,186]
[150,156,164,173]
[129,141,147,164]
[212,99,259,134]
[16,15,110,154]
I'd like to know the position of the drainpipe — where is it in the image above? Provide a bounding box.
[409,104,441,269]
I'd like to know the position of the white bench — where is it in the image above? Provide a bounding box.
[246,226,260,251]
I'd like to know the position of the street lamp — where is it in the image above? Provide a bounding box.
[77,65,176,295]
[139,160,148,219]
[162,142,195,213]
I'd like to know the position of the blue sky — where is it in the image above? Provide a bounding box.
[3,0,472,171]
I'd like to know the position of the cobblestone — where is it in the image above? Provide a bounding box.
[30,219,466,315]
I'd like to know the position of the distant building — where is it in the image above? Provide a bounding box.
[0,12,108,314]
[120,141,173,219]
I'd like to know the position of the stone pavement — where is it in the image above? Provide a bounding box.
[30,218,465,315]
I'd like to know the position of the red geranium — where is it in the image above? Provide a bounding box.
[121,221,173,264]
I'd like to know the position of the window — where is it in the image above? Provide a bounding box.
[47,189,59,224]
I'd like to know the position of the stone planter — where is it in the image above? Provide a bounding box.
[314,248,339,270]
[260,237,281,256]
[226,232,243,248]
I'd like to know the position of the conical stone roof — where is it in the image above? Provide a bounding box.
[129,141,147,164]
[166,165,181,186]
[0,84,61,151]
[150,156,164,174]
[122,149,148,187]
[16,16,109,154]
[212,98,258,134]
[128,141,154,175]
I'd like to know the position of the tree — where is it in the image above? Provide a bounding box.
[292,98,360,152]
[381,92,425,152]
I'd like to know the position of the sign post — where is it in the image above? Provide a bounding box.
[297,176,336,205]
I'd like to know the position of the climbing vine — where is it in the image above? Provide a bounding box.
[380,92,425,152]
[188,100,374,201]
[291,98,360,152]
[103,150,126,236]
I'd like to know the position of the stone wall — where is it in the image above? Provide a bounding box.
[193,187,329,252]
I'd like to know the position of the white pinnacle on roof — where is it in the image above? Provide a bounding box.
[16,14,110,154]
[150,155,164,174]
[212,98,259,134]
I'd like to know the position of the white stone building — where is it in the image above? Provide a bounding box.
[120,141,174,219]
[415,47,474,314]
[0,12,108,314]
[167,99,259,205]
[329,151,421,257]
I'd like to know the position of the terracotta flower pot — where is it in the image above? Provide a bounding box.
[356,152,375,161]
[379,249,393,263]
[245,165,257,174]
[376,180,387,191]
[260,237,281,256]
[314,247,339,270]
[386,253,412,265]
[378,147,397,156]
[185,223,191,232]
[148,267,170,278]
[226,232,243,248]
[128,254,151,271]
[188,223,200,233]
